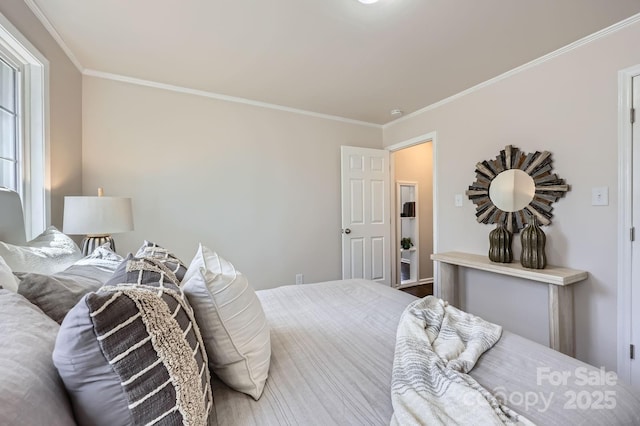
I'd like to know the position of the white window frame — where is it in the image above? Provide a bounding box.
[0,11,50,239]
[0,55,21,193]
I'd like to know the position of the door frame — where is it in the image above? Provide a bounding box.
[617,64,640,383]
[386,131,438,292]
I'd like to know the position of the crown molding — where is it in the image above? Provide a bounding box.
[83,69,382,128]
[21,0,84,72]
[383,12,640,129]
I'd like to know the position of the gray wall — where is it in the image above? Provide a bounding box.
[82,76,383,290]
[384,21,640,370]
[0,0,83,229]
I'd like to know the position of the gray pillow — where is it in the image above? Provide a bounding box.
[53,255,212,426]
[16,246,124,323]
[16,266,108,323]
[0,289,76,426]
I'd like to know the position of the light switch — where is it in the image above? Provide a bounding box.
[592,187,608,206]
[454,194,463,207]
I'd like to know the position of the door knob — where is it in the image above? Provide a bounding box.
[344,228,351,234]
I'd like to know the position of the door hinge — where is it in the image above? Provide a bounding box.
[631,344,635,360]
[632,108,636,124]
[631,227,635,242]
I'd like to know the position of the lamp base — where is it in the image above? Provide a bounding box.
[81,235,116,256]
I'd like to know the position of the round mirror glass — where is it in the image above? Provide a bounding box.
[489,169,535,212]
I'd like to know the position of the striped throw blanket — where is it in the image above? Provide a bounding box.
[390,296,534,426]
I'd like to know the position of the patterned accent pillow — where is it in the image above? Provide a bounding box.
[136,240,188,282]
[53,255,212,426]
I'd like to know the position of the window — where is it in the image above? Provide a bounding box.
[0,12,49,239]
[0,56,20,193]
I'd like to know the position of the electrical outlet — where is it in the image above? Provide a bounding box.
[295,274,304,285]
[454,194,463,207]
[592,187,608,206]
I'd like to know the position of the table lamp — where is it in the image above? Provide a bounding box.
[63,188,134,255]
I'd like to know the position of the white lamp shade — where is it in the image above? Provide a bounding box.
[63,196,134,236]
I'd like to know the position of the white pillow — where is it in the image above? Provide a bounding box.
[0,226,82,275]
[0,255,19,292]
[74,243,124,272]
[182,244,271,400]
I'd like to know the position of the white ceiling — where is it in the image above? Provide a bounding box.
[30,0,640,124]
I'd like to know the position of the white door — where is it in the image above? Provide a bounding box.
[632,74,640,388]
[341,146,391,285]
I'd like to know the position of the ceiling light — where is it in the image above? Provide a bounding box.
[358,0,379,4]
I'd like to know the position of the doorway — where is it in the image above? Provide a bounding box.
[339,132,438,292]
[387,132,437,292]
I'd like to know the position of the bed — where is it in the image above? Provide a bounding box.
[1,187,639,426]
[209,279,640,425]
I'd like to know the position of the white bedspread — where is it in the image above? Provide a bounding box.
[209,280,640,426]
[390,296,534,426]
[209,279,416,426]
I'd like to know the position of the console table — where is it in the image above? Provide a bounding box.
[431,251,588,357]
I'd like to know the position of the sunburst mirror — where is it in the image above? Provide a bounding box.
[466,145,569,232]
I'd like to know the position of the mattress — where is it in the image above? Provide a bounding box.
[208,279,640,425]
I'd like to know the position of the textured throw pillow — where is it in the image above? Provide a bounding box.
[182,244,271,400]
[136,240,188,282]
[53,255,212,426]
[0,226,82,274]
[0,290,76,426]
[0,255,19,292]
